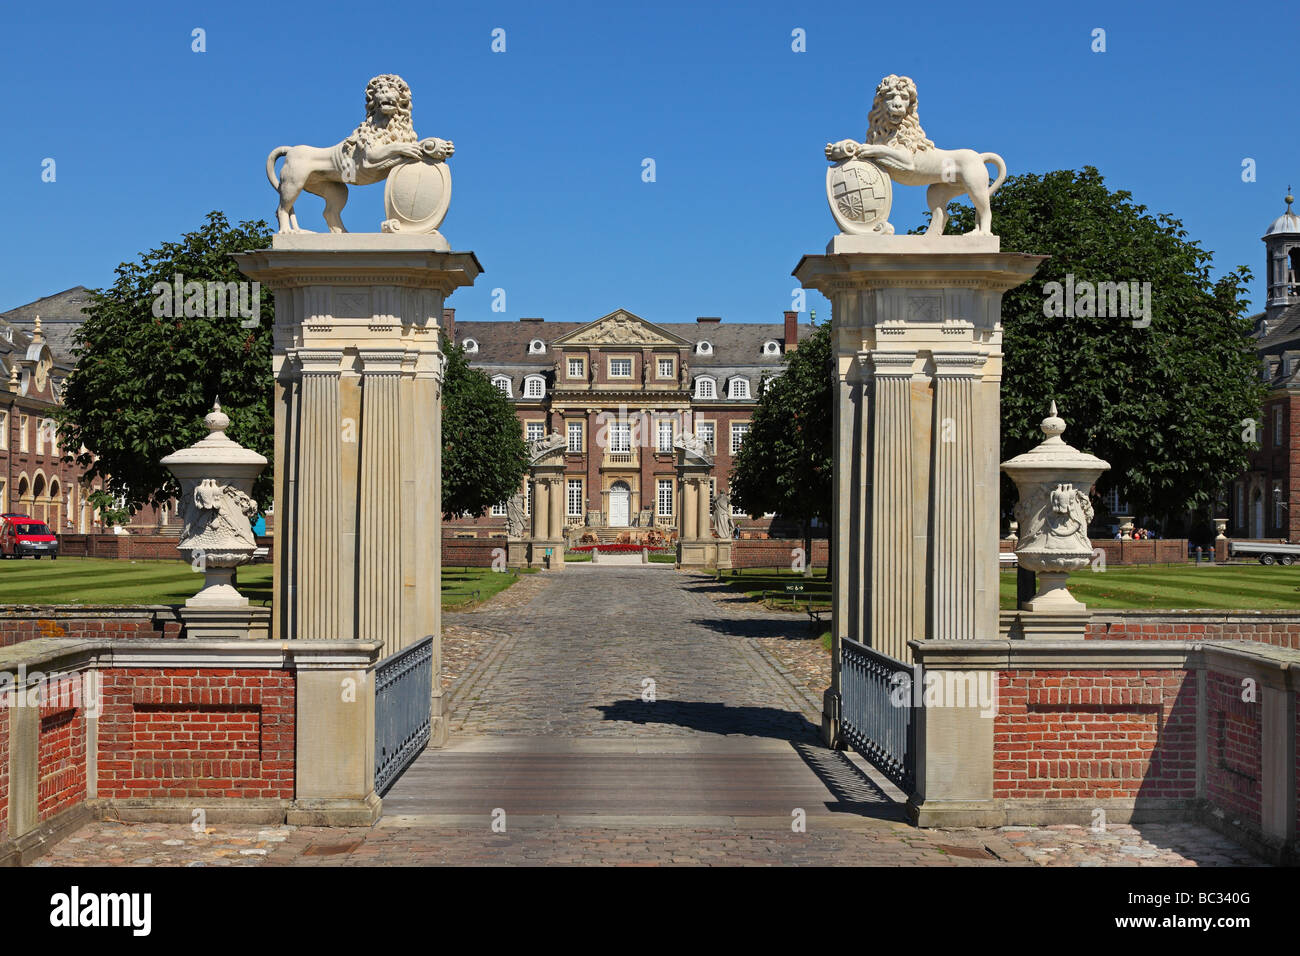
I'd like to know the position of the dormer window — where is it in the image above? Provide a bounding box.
[492,375,512,397]
[523,375,546,399]
[727,378,750,400]
[761,340,781,356]
[528,339,546,355]
[695,341,713,356]
[694,376,716,399]
[462,338,479,354]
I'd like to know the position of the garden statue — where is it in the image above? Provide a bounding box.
[713,492,734,540]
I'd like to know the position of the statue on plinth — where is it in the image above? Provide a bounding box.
[674,432,713,465]
[265,74,455,237]
[527,431,568,463]
[825,74,1006,237]
[505,492,527,539]
[713,492,734,540]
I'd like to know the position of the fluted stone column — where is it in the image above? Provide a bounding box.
[795,240,1043,747]
[683,479,698,541]
[533,477,550,540]
[695,476,711,541]
[236,237,482,777]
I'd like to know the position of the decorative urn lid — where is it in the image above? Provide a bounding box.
[160,400,268,474]
[1000,402,1109,479]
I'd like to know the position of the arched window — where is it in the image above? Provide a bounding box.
[491,375,512,397]
[462,338,479,354]
[528,339,546,355]
[761,340,781,356]
[695,341,713,356]
[727,378,750,400]
[694,376,716,400]
[522,375,546,399]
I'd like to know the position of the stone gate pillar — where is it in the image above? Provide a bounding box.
[526,434,567,569]
[235,236,482,748]
[674,437,716,568]
[795,235,1043,745]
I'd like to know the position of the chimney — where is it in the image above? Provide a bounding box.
[696,316,721,324]
[784,311,799,352]
[442,307,455,340]
[520,316,545,323]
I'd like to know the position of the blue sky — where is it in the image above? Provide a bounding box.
[0,0,1294,323]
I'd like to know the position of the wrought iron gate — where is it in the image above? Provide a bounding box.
[839,636,916,792]
[374,636,433,795]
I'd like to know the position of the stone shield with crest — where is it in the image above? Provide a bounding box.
[826,158,893,235]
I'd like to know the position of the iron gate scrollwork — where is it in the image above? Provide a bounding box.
[374,635,433,795]
[839,636,916,793]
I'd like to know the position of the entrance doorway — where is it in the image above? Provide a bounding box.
[609,481,631,527]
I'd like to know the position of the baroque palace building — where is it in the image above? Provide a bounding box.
[1232,192,1300,541]
[442,307,811,537]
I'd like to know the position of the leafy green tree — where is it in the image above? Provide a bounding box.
[929,167,1263,528]
[57,212,275,518]
[440,336,529,519]
[729,323,834,573]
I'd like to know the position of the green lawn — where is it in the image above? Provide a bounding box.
[0,557,530,610]
[717,568,831,611]
[1000,564,1300,610]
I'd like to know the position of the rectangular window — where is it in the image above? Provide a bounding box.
[524,378,544,399]
[729,379,750,400]
[567,420,584,453]
[696,378,715,399]
[730,422,749,455]
[1275,408,1284,447]
[657,419,674,453]
[491,501,507,517]
[657,357,674,379]
[0,410,7,450]
[568,357,585,378]
[708,478,716,515]
[525,479,533,516]
[1274,481,1285,528]
[526,421,545,442]
[609,358,632,378]
[567,479,583,517]
[657,479,674,516]
[1236,484,1244,526]
[696,421,715,452]
[609,422,632,453]
[19,415,29,453]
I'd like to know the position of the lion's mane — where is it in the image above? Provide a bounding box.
[866,74,934,153]
[349,74,418,151]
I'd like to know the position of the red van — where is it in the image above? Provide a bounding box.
[0,514,59,559]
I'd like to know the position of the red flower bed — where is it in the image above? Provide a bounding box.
[568,544,674,554]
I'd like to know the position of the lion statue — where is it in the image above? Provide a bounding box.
[825,74,1006,236]
[265,74,454,233]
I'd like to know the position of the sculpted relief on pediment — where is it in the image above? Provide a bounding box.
[563,312,681,347]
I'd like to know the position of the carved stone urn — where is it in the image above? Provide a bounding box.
[1001,403,1110,612]
[160,401,268,609]
[1214,518,1229,541]
[1115,515,1135,540]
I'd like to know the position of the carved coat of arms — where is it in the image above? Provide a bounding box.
[826,158,894,235]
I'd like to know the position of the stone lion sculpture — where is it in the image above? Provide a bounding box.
[826,74,1006,237]
[265,74,454,233]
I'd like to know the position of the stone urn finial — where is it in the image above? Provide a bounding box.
[160,401,268,609]
[1001,403,1110,612]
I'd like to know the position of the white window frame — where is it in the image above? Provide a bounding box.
[523,375,546,399]
[0,410,7,450]
[730,422,750,455]
[657,419,674,453]
[762,340,781,356]
[695,341,712,356]
[567,357,585,378]
[462,338,479,354]
[728,378,750,400]
[657,478,674,516]
[608,422,632,453]
[491,501,508,517]
[528,339,546,355]
[696,421,715,453]
[567,478,584,517]
[657,357,675,379]
[492,375,512,397]
[608,356,633,379]
[19,415,29,453]
[567,420,584,453]
[525,421,545,442]
[694,376,716,400]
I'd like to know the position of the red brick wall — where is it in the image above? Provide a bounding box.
[37,679,86,820]
[731,539,830,569]
[98,669,294,799]
[994,669,1197,800]
[0,707,8,841]
[0,608,183,648]
[1088,539,1188,565]
[442,538,503,567]
[1205,669,1262,829]
[1085,614,1300,650]
[55,534,274,562]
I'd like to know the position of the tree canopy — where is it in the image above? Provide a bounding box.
[57,212,275,520]
[439,335,529,519]
[936,167,1263,526]
[728,322,834,566]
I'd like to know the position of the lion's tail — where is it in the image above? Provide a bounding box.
[983,152,1007,196]
[265,146,290,190]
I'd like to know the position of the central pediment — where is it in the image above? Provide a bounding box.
[552,309,692,348]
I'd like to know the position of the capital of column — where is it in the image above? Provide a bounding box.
[295,348,345,375]
[930,350,989,378]
[358,348,407,374]
[863,350,918,377]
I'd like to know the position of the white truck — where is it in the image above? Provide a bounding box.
[1228,540,1300,566]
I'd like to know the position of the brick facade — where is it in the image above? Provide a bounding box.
[1083,612,1300,649]
[97,668,295,800]
[994,669,1197,801]
[38,684,86,820]
[1205,669,1262,828]
[730,538,830,569]
[0,606,184,648]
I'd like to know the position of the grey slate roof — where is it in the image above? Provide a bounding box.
[0,286,94,361]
